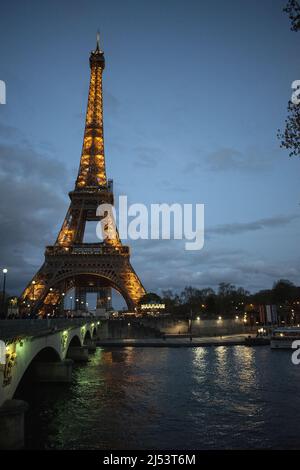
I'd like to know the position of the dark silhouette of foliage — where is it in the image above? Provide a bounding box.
[284,0,300,31]
[272,279,297,303]
[138,292,162,305]
[278,100,300,157]
[160,280,300,318]
[278,2,300,156]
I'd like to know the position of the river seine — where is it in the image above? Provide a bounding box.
[19,346,300,449]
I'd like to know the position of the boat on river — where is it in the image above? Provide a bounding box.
[270,327,300,349]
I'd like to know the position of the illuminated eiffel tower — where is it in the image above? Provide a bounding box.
[20,34,145,316]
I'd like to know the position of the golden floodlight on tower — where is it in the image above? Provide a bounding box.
[20,34,145,317]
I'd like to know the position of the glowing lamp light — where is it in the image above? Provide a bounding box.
[218,316,222,321]
[2,268,7,274]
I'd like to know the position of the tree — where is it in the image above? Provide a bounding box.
[217,283,236,317]
[277,100,300,157]
[161,289,181,313]
[251,289,272,305]
[272,279,296,304]
[278,2,300,156]
[284,0,300,31]
[180,286,203,310]
[138,292,161,305]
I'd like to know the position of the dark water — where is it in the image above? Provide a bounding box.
[19,346,300,449]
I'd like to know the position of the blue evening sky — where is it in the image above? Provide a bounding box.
[0,0,299,307]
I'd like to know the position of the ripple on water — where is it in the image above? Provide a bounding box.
[16,345,300,449]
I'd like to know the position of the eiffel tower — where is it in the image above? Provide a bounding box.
[20,35,146,316]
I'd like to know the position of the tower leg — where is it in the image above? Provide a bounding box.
[75,287,87,313]
[97,287,112,310]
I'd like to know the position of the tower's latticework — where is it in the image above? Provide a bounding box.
[20,37,145,316]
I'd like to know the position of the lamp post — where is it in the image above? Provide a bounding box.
[2,268,8,318]
[31,280,36,317]
[61,292,65,316]
[10,298,14,317]
[32,280,36,301]
[189,309,193,341]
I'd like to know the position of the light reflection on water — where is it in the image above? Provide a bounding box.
[19,346,300,449]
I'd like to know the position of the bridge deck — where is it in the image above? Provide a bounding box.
[0,319,95,341]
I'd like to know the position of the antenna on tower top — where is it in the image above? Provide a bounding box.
[96,30,100,51]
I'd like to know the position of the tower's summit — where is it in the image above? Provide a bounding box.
[90,31,105,69]
[77,33,107,189]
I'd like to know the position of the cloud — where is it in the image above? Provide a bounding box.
[130,237,300,294]
[128,209,300,294]
[103,90,121,117]
[207,213,300,236]
[1,122,298,299]
[157,179,187,193]
[133,146,162,168]
[0,123,70,294]
[184,147,279,173]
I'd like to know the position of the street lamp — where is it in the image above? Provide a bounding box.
[61,292,65,314]
[32,280,36,300]
[2,268,8,318]
[31,280,36,317]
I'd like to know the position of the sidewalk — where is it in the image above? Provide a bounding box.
[97,334,257,348]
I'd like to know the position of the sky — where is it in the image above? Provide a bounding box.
[0,0,300,307]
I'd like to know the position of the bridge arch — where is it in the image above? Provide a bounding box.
[10,346,61,402]
[0,321,96,408]
[67,334,82,348]
[84,330,92,342]
[34,271,135,316]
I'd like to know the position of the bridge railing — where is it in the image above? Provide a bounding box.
[0,318,97,342]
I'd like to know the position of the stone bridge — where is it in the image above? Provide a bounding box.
[0,319,100,449]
